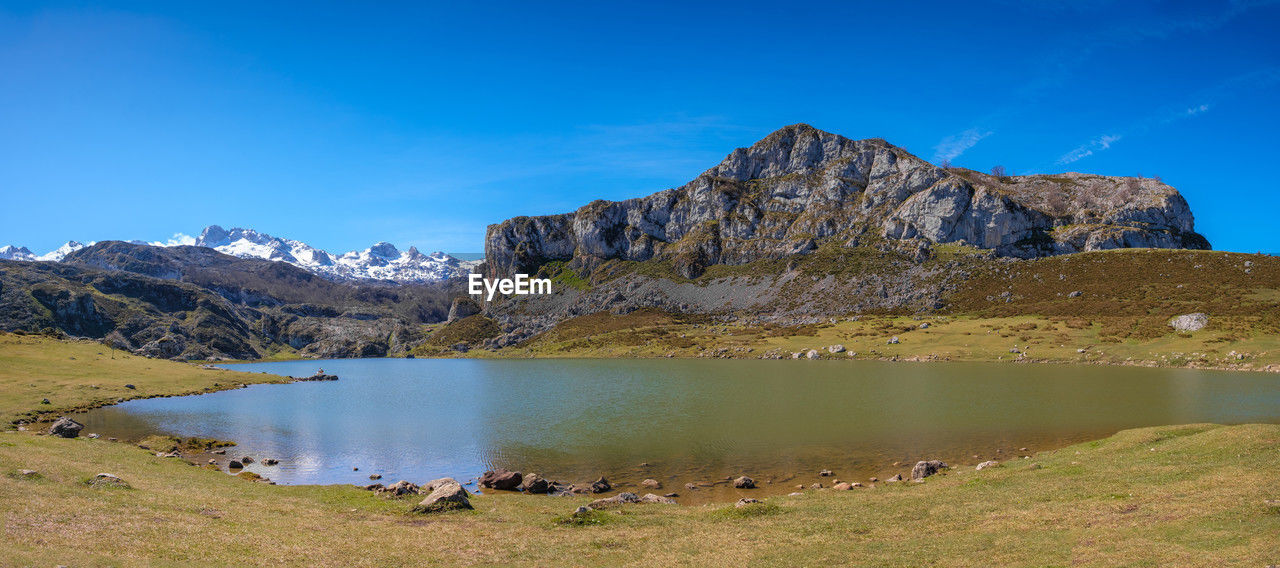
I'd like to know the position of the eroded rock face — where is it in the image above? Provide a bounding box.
[485,124,1208,279]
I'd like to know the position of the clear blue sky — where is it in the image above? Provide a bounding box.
[2,1,1278,255]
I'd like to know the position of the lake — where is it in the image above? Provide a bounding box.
[77,358,1280,503]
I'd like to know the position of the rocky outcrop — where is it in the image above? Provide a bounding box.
[485,124,1208,279]
[447,297,482,323]
[1169,313,1209,332]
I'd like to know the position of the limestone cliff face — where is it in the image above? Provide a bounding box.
[485,124,1208,278]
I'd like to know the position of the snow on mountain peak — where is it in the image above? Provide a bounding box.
[191,226,472,282]
[0,241,90,262]
[1,227,475,283]
[0,245,35,261]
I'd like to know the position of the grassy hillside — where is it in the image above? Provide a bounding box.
[0,333,284,426]
[444,249,1280,371]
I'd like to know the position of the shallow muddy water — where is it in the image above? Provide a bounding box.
[77,358,1280,503]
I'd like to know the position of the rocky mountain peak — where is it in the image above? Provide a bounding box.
[485,123,1209,279]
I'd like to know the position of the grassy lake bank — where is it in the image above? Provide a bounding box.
[2,334,1278,566]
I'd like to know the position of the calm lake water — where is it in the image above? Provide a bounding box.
[78,358,1280,502]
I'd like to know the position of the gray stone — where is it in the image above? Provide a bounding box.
[640,493,677,504]
[733,476,756,489]
[589,476,611,493]
[520,473,553,494]
[588,492,640,508]
[976,460,1000,471]
[911,460,949,481]
[48,417,83,438]
[1169,313,1209,332]
[478,469,523,490]
[412,480,472,513]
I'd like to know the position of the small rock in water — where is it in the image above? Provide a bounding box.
[212,449,226,455]
[833,482,853,490]
[809,483,823,490]
[869,477,879,483]
[886,474,903,482]
[228,460,243,469]
[663,492,678,498]
[685,483,699,491]
[239,456,254,465]
[733,476,756,489]
[641,478,662,489]
[818,469,833,477]
[263,458,279,466]
[124,384,136,389]
[369,474,382,480]
[479,469,523,490]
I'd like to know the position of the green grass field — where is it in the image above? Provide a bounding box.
[0,334,286,426]
[1,335,1277,566]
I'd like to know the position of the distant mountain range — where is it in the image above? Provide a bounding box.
[0,226,478,283]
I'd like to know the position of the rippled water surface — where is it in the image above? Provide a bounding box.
[78,358,1280,502]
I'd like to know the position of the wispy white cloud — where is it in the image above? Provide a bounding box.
[932,128,993,163]
[150,232,196,247]
[1182,103,1211,117]
[1057,134,1122,165]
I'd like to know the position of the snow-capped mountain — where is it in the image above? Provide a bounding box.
[0,241,88,261]
[1,228,477,283]
[0,245,35,261]
[193,225,476,282]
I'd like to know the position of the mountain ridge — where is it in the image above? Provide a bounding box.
[1,226,475,283]
[485,124,1209,279]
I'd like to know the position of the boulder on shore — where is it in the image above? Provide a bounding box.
[49,417,84,438]
[412,480,472,513]
[478,469,523,490]
[911,460,949,481]
[520,473,552,494]
[588,492,640,508]
[589,476,612,493]
[976,460,1000,471]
